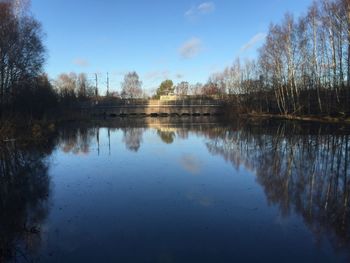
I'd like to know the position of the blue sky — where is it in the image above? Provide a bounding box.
[31,0,313,94]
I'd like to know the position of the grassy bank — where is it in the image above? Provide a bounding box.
[0,109,97,142]
[0,118,56,143]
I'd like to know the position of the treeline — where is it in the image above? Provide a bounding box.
[1,0,349,121]
[0,0,208,119]
[208,0,350,115]
[0,2,96,120]
[0,1,56,119]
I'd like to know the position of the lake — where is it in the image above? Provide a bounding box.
[1,118,349,262]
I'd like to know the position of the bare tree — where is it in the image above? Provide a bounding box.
[120,71,142,99]
[190,83,203,95]
[53,73,78,108]
[198,0,349,115]
[341,0,350,99]
[175,81,189,96]
[0,1,45,110]
[77,73,88,99]
[13,0,30,18]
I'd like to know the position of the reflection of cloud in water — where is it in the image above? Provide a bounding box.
[179,154,202,175]
[186,191,213,207]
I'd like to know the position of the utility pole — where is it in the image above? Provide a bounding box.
[95,73,99,100]
[96,127,100,156]
[108,128,111,156]
[107,72,110,96]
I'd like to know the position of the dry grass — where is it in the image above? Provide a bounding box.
[0,116,57,144]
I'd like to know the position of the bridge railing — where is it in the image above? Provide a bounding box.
[80,98,224,109]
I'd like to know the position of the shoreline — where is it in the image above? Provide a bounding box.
[1,113,350,140]
[1,114,350,145]
[242,113,350,125]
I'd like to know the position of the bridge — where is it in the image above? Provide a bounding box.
[81,99,225,117]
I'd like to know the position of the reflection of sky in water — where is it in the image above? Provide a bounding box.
[3,124,349,262]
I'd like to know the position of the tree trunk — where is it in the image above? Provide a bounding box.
[347,0,350,105]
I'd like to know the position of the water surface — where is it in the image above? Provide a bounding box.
[1,118,349,262]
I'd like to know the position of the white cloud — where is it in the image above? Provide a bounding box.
[240,33,267,52]
[179,37,203,59]
[73,58,89,67]
[185,2,215,19]
[198,2,215,13]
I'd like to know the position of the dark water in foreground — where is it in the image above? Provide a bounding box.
[1,118,350,262]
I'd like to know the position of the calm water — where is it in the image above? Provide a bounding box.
[1,118,350,262]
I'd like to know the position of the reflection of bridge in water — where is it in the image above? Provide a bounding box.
[82,99,225,117]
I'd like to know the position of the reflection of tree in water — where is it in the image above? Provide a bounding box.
[0,139,54,262]
[58,126,96,155]
[176,129,189,140]
[157,130,176,144]
[58,125,145,154]
[205,122,350,253]
[122,128,144,152]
